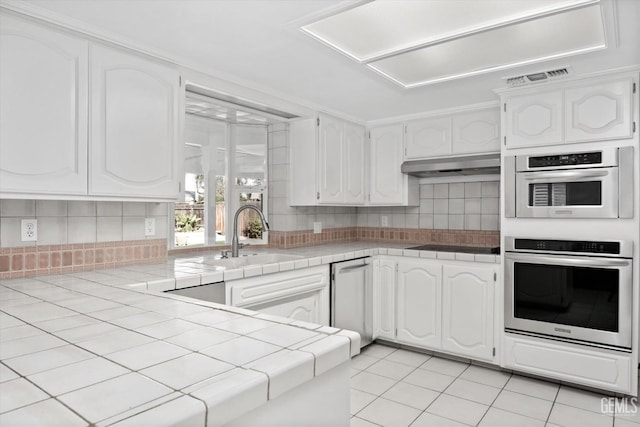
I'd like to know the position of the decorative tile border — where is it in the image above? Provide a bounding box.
[0,239,167,280]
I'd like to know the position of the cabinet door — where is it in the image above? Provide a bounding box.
[396,260,441,348]
[369,124,405,205]
[405,117,451,159]
[442,264,494,361]
[505,90,563,148]
[318,114,344,204]
[565,78,634,143]
[373,258,396,340]
[90,44,180,199]
[452,109,500,154]
[0,14,88,195]
[344,122,366,204]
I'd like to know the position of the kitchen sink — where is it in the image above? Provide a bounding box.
[205,253,303,268]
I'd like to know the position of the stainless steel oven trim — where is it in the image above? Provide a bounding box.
[515,167,619,218]
[504,252,633,349]
[619,146,634,218]
[504,237,634,258]
[515,147,619,172]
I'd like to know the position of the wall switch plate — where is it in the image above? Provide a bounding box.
[21,219,37,241]
[144,218,155,236]
[381,216,389,227]
[313,221,322,234]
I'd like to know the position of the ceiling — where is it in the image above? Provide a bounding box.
[5,0,640,123]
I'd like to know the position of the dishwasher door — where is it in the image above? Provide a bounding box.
[331,258,373,348]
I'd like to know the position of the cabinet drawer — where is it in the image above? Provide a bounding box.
[230,265,329,307]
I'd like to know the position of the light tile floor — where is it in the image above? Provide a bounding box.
[350,344,640,427]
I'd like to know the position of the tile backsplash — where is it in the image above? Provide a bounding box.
[0,200,170,248]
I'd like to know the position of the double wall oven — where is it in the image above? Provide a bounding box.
[504,237,633,350]
[504,145,635,351]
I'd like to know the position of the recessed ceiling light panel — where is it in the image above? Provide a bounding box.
[367,3,605,87]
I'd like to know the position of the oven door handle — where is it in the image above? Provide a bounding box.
[522,170,609,181]
[508,254,630,267]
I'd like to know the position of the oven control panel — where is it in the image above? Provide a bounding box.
[528,152,602,168]
[514,239,620,254]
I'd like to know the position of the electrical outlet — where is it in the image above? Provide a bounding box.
[313,222,322,234]
[21,219,37,242]
[144,218,155,236]
[381,216,389,227]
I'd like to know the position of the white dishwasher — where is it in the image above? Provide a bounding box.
[331,258,373,348]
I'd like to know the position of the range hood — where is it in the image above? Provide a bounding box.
[401,153,500,178]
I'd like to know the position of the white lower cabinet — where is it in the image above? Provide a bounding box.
[442,264,494,361]
[375,257,497,363]
[396,260,442,348]
[502,334,634,395]
[228,265,330,325]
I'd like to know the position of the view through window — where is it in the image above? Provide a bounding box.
[175,113,268,248]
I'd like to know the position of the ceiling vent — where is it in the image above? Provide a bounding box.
[504,67,573,87]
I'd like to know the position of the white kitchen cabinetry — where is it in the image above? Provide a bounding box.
[368,124,418,206]
[503,74,636,149]
[0,13,182,200]
[405,117,451,159]
[452,109,501,154]
[228,265,330,325]
[0,13,88,195]
[373,258,396,340]
[290,114,365,205]
[442,264,495,361]
[374,257,497,363]
[564,78,635,143]
[504,90,563,148]
[404,108,500,159]
[90,44,181,199]
[503,334,633,395]
[396,260,442,348]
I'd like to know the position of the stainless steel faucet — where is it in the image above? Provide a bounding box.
[231,205,269,257]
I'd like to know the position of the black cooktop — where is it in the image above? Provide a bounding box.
[407,244,500,255]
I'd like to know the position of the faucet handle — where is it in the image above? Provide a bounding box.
[238,243,248,249]
[220,250,230,259]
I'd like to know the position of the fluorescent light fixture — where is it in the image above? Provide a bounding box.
[301,0,605,88]
[368,4,606,88]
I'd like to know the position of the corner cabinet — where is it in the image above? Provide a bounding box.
[374,257,497,363]
[290,114,365,205]
[0,13,88,195]
[368,124,419,206]
[0,12,182,201]
[90,44,182,199]
[503,74,637,149]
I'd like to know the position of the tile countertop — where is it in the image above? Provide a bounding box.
[0,242,498,426]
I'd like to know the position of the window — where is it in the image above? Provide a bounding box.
[174,112,268,248]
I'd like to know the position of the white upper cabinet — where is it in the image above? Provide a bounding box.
[290,114,365,205]
[0,14,88,195]
[565,78,634,143]
[405,107,500,159]
[505,90,563,148]
[90,44,181,199]
[396,260,442,349]
[452,109,501,154]
[405,117,452,159]
[442,264,495,361]
[503,73,636,149]
[369,124,418,206]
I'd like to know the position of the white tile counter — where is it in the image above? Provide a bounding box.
[0,272,358,426]
[0,242,499,425]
